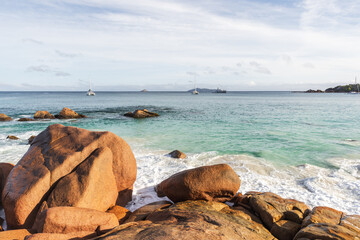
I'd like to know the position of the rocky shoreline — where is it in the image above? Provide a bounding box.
[0,125,359,239]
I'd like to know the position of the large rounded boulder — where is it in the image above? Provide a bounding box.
[2,124,137,229]
[156,164,240,203]
[34,111,55,119]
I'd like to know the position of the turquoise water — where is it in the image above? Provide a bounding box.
[1,91,360,168]
[1,91,359,214]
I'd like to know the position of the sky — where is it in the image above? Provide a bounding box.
[1,0,360,91]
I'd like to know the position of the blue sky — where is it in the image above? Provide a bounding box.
[1,0,360,91]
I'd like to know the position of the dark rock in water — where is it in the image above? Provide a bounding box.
[168,150,186,159]
[28,135,36,145]
[124,109,159,119]
[0,113,12,121]
[96,200,275,240]
[156,164,240,203]
[7,135,19,140]
[34,111,55,119]
[54,107,87,119]
[18,118,35,122]
[2,124,136,229]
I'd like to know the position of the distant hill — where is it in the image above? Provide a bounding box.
[187,88,216,93]
[325,84,360,93]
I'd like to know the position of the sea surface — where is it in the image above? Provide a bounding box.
[0,91,359,214]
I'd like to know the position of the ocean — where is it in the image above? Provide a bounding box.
[0,91,359,214]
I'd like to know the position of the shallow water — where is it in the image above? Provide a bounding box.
[0,91,359,213]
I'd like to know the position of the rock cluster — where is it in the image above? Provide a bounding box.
[1,124,136,233]
[0,108,86,122]
[124,109,159,118]
[0,113,12,121]
[33,111,55,119]
[0,125,359,240]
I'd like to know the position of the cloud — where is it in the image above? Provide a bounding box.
[249,61,271,74]
[55,50,80,58]
[303,62,315,68]
[22,38,43,45]
[248,81,256,86]
[281,55,292,64]
[26,65,71,77]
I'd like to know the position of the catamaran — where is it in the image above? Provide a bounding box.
[86,81,95,96]
[349,77,359,94]
[192,76,199,95]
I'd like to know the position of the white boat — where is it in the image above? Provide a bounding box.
[192,76,199,95]
[86,81,95,96]
[349,77,359,94]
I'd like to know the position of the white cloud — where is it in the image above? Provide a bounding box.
[1,0,360,90]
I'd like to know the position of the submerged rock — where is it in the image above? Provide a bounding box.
[156,164,240,203]
[168,150,186,159]
[97,200,275,240]
[18,118,35,122]
[124,109,159,118]
[0,113,12,121]
[34,111,55,119]
[7,135,19,140]
[55,107,87,119]
[2,124,136,229]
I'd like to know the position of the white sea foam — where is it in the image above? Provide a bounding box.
[128,148,360,214]
[0,134,358,215]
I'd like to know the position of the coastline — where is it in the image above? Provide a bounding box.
[0,124,359,239]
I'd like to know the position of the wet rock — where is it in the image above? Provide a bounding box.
[0,162,14,207]
[33,111,55,119]
[0,113,12,121]
[2,124,136,229]
[97,200,275,240]
[47,147,118,212]
[124,201,172,223]
[270,220,301,240]
[107,206,131,224]
[156,164,240,203]
[249,192,310,230]
[54,107,87,119]
[340,214,360,235]
[28,135,36,144]
[124,109,159,118]
[7,135,19,140]
[18,118,35,121]
[302,206,343,228]
[168,150,186,159]
[294,223,359,240]
[32,207,119,234]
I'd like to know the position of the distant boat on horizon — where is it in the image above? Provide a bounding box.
[213,87,227,93]
[140,89,148,92]
[192,76,199,95]
[349,76,359,94]
[86,81,95,96]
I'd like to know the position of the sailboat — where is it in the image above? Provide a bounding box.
[192,76,199,95]
[86,81,95,96]
[349,77,359,94]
